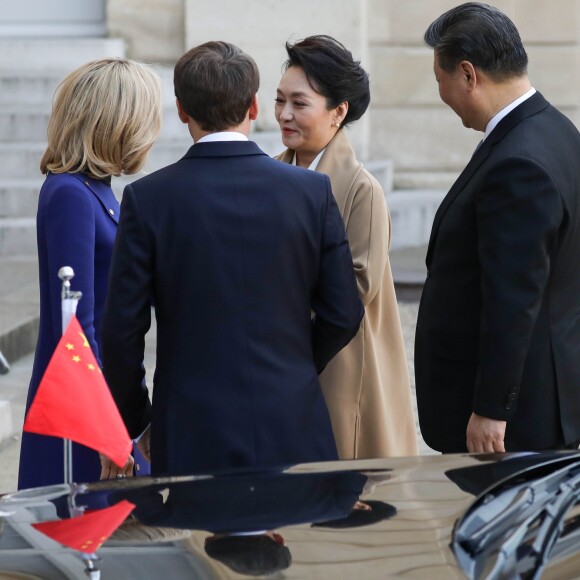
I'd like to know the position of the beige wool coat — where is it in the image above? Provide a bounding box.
[277,129,418,458]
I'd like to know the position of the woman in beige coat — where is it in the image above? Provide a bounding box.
[275,35,418,458]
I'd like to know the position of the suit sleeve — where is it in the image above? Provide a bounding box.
[473,157,563,420]
[101,184,153,438]
[344,172,389,306]
[311,176,364,372]
[44,181,100,360]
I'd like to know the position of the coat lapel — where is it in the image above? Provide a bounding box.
[275,129,360,214]
[426,92,550,266]
[71,173,120,224]
[315,130,360,213]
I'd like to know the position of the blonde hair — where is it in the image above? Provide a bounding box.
[40,58,162,179]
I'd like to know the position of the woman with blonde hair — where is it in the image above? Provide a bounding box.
[18,58,162,489]
[275,36,418,459]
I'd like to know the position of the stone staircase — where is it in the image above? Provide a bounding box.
[0,38,126,365]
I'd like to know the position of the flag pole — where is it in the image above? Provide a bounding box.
[58,266,83,485]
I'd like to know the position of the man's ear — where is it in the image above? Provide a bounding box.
[248,94,259,121]
[176,98,190,124]
[459,61,477,90]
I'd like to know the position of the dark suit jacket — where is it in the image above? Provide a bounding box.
[415,92,580,452]
[101,140,363,476]
[19,172,119,489]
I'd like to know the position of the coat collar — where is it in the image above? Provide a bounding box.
[182,140,268,159]
[276,129,361,207]
[70,172,120,224]
[426,91,550,266]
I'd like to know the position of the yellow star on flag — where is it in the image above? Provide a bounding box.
[72,355,81,363]
[65,343,74,351]
[87,363,95,371]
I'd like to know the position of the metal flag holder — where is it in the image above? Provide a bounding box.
[58,266,83,486]
[0,349,9,375]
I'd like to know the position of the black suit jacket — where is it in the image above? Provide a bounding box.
[415,92,580,452]
[101,140,363,475]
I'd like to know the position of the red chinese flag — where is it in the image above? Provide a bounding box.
[23,315,132,468]
[32,500,135,553]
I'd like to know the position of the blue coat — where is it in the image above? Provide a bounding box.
[18,172,119,489]
[101,140,364,476]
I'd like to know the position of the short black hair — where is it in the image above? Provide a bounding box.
[424,2,528,80]
[174,41,260,132]
[204,535,292,576]
[283,35,370,127]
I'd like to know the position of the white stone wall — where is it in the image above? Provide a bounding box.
[107,0,580,188]
[183,0,369,157]
[368,0,580,188]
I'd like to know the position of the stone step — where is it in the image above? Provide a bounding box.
[0,107,50,143]
[0,217,36,257]
[0,38,125,72]
[0,143,45,180]
[0,74,62,106]
[387,189,445,250]
[0,63,168,108]
[0,180,42,218]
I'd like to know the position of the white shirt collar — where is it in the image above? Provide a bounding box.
[196,131,249,143]
[291,148,325,171]
[483,87,536,141]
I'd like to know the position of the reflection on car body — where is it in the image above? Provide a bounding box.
[1,452,580,578]
[451,452,580,579]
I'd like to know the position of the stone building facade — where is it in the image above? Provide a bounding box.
[1,0,579,256]
[107,0,580,190]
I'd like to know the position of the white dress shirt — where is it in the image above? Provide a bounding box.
[483,87,536,142]
[196,131,248,143]
[291,149,325,171]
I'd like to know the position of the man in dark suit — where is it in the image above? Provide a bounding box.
[100,41,363,476]
[415,2,580,453]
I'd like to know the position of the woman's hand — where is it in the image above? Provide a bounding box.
[99,453,135,480]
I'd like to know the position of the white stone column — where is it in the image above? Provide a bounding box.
[108,0,186,63]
